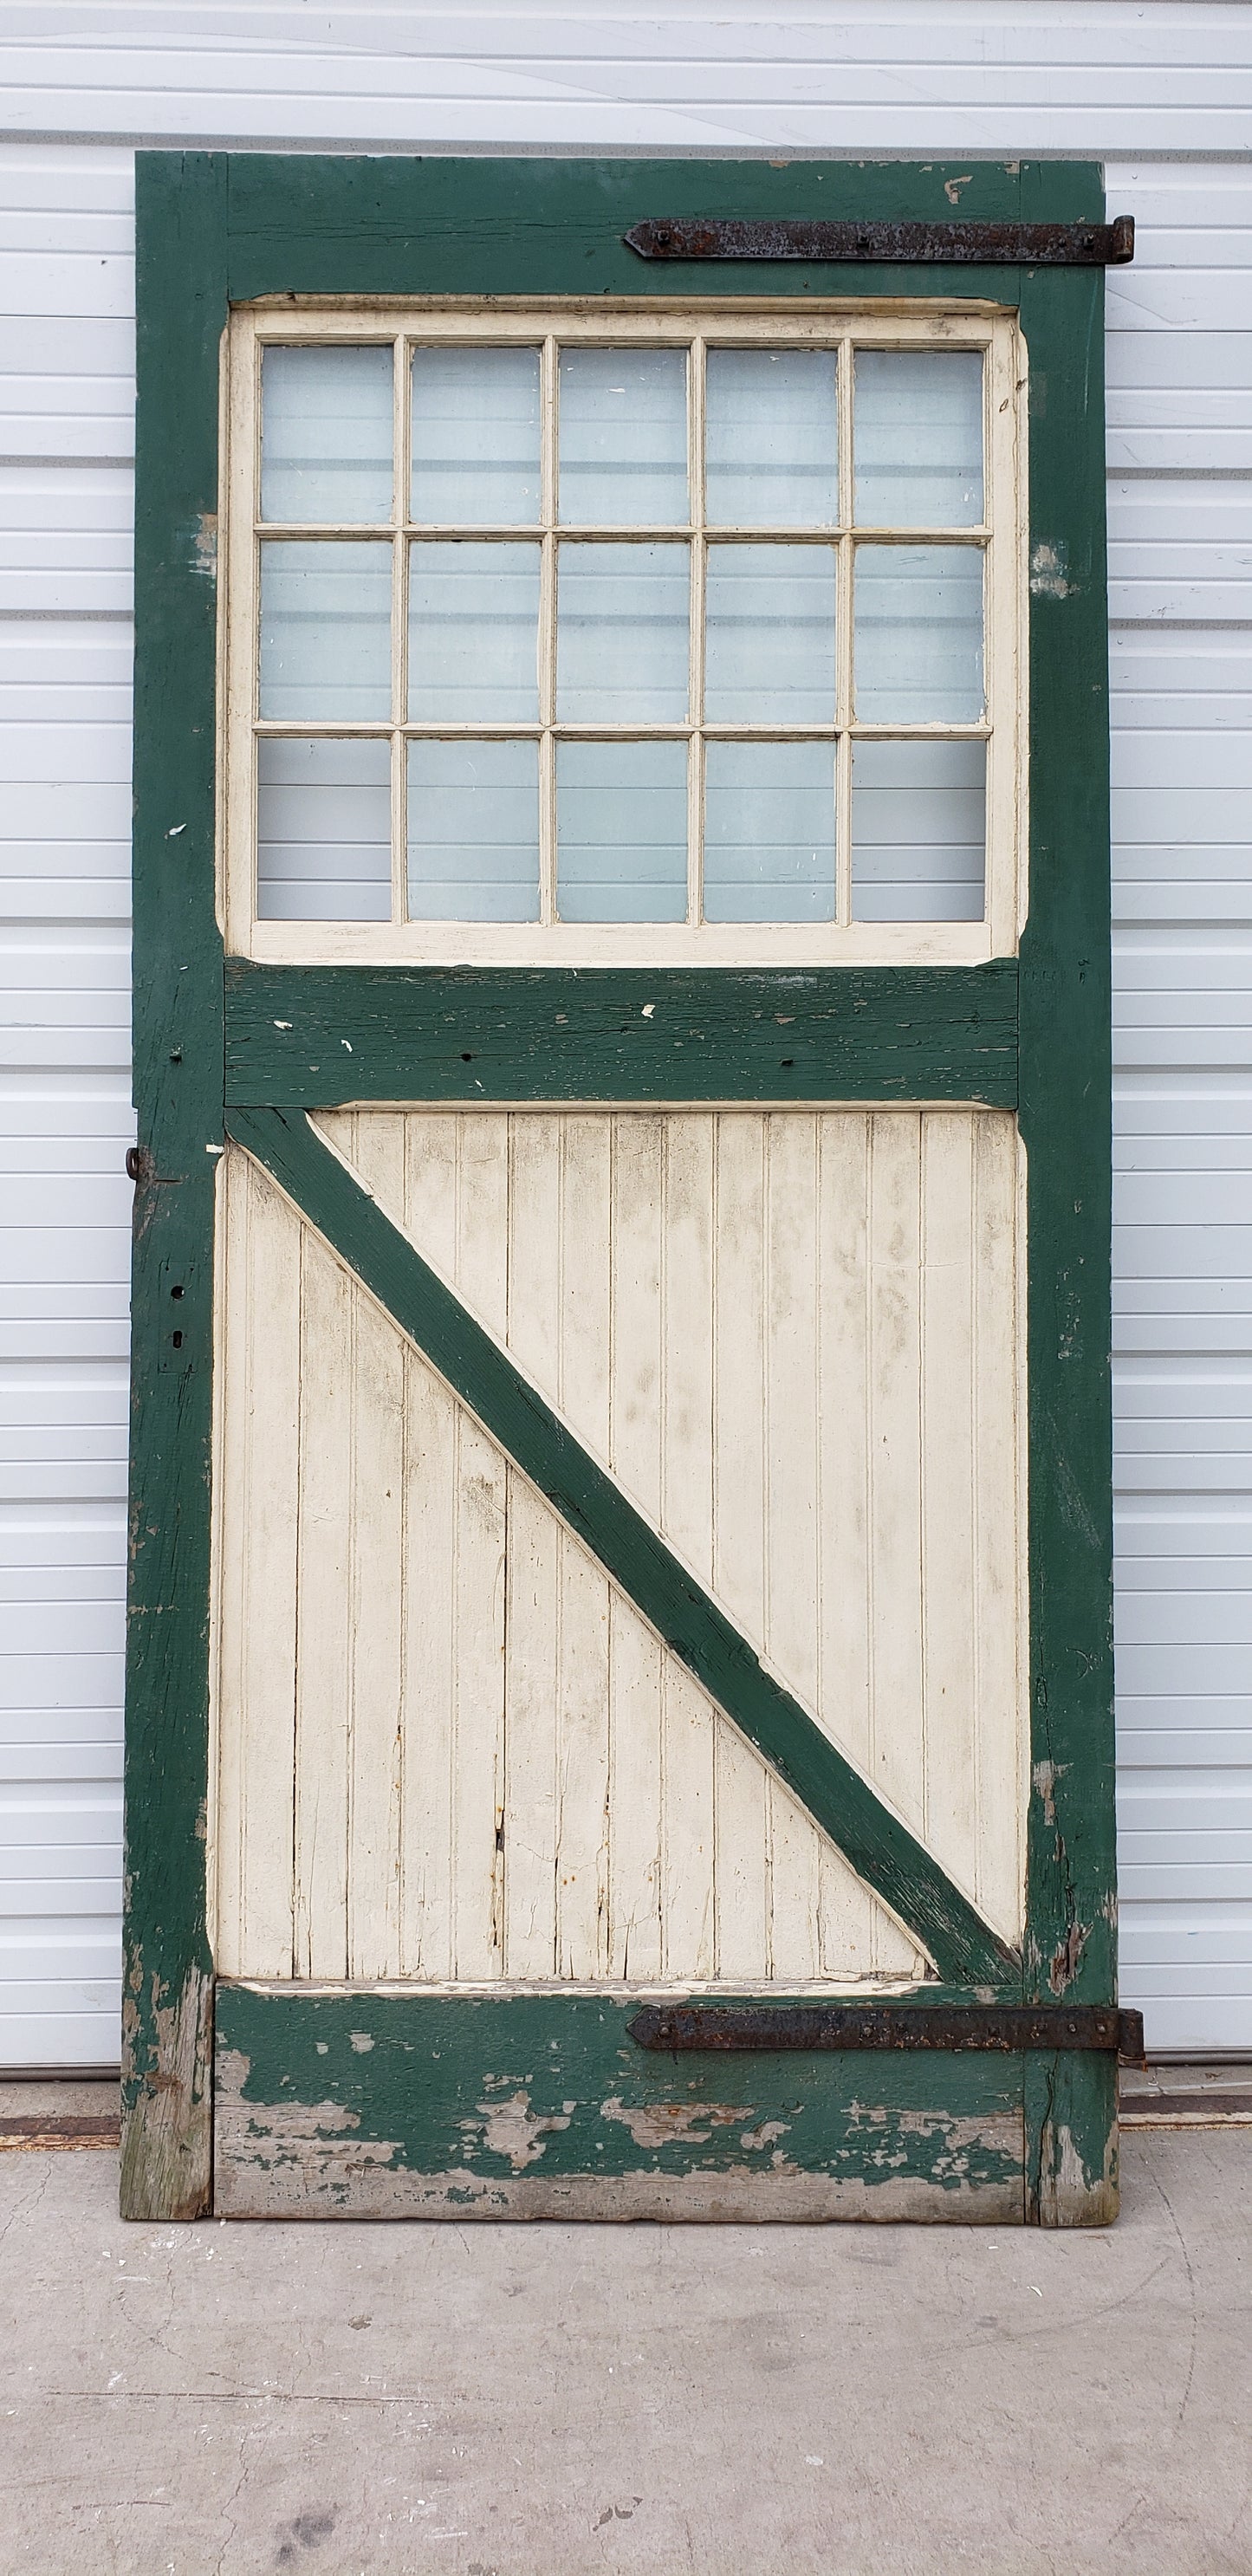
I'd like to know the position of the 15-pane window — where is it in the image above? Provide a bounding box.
[252,332,992,929]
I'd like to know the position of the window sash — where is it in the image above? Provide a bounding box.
[223,303,1025,964]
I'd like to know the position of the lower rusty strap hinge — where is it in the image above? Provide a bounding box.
[628,2002,1146,2063]
[625,217,1134,267]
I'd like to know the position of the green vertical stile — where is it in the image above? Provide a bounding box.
[122,154,228,2220]
[1018,172,1119,2221]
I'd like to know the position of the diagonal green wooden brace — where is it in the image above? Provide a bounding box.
[228,1106,1022,1993]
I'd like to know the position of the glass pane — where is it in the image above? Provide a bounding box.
[411,346,541,526]
[260,346,393,525]
[256,737,391,921]
[854,545,983,723]
[558,348,687,525]
[557,741,687,922]
[704,544,836,723]
[854,351,983,528]
[556,542,689,723]
[408,739,539,921]
[852,739,985,921]
[705,348,839,528]
[408,542,540,722]
[704,742,835,923]
[259,541,392,721]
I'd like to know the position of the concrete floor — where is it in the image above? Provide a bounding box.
[0,2128,1249,2576]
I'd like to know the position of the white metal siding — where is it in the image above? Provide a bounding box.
[1,3,1249,2060]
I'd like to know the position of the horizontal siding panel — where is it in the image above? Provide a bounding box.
[0,723,131,785]
[0,1738,121,1779]
[0,253,133,321]
[0,573,132,613]
[0,2009,120,2062]
[1120,1734,1252,1768]
[1,782,132,839]
[1113,731,1252,793]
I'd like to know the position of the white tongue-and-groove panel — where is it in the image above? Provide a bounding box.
[317,1106,1026,1946]
[213,1143,929,1989]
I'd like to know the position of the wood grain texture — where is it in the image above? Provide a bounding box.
[222,153,1099,307]
[213,1980,1027,2223]
[224,960,1020,1108]
[230,1106,1015,1982]
[213,1142,927,1989]
[319,1105,1026,1950]
[1018,231,1119,2222]
[121,151,228,2221]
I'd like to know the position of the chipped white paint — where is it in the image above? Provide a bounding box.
[212,1141,933,1987]
[464,2090,573,2170]
[316,1104,1028,1942]
[599,2095,750,2151]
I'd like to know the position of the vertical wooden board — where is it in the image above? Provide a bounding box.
[712,1115,767,1657]
[323,1112,408,1978]
[211,1148,250,1978]
[125,150,226,2223]
[293,1225,354,1979]
[224,1157,302,1979]
[973,1113,1028,1941]
[399,1349,457,1980]
[347,1277,405,1979]
[764,1114,821,1702]
[710,1114,770,1974]
[558,1115,612,1457]
[505,1113,562,1402]
[817,1845,871,1982]
[763,1114,823,1981]
[919,1114,979,1910]
[607,1590,662,1981]
[555,1532,612,1980]
[456,1113,510,1343]
[660,1661,715,1980]
[335,1108,405,1215]
[659,1113,714,1582]
[714,1721,771,1981]
[405,1113,460,1282]
[608,1115,665,1521]
[815,1113,873,1775]
[1017,256,1116,2222]
[450,1410,507,1979]
[502,1470,559,1977]
[867,1115,926,1837]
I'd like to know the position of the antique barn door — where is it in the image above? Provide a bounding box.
[123,156,1131,2227]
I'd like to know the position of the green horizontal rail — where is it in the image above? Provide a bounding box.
[224,961,1019,1108]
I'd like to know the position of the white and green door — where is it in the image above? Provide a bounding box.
[123,155,1128,2226]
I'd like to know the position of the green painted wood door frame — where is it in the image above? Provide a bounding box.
[125,152,1115,2225]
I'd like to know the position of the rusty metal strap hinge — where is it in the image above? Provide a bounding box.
[628,2002,1146,2062]
[625,217,1134,267]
